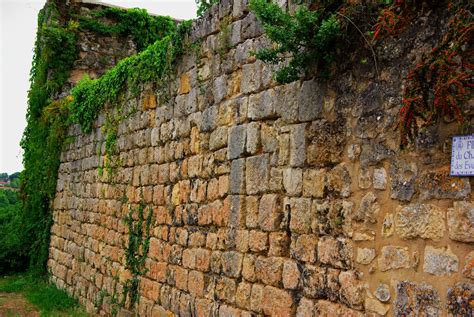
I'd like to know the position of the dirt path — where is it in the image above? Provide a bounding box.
[0,292,40,317]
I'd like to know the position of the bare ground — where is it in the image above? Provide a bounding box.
[0,292,40,317]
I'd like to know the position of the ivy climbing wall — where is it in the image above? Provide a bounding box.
[48,0,473,316]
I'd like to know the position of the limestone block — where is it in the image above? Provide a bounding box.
[447,201,474,243]
[255,256,283,287]
[262,286,294,316]
[282,260,300,290]
[394,281,440,316]
[298,80,323,122]
[390,159,418,202]
[378,246,410,271]
[248,89,276,120]
[288,197,312,234]
[209,126,228,151]
[395,203,445,240]
[290,234,317,263]
[245,154,269,194]
[221,251,243,278]
[446,283,473,316]
[462,251,474,279]
[283,168,303,196]
[228,124,247,159]
[230,158,245,194]
[318,236,353,269]
[356,248,376,265]
[423,245,459,276]
[289,123,306,167]
[258,194,282,232]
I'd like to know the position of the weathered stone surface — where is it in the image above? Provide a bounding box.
[446,283,473,316]
[447,201,474,243]
[318,236,353,269]
[358,167,372,189]
[300,265,327,299]
[291,234,317,263]
[302,169,325,198]
[268,232,289,257]
[228,125,247,159]
[261,286,294,316]
[462,251,474,279]
[394,281,440,317]
[306,118,345,167]
[246,154,269,194]
[378,246,410,271]
[373,167,387,190]
[282,260,300,290]
[214,74,227,103]
[283,168,303,196]
[221,251,243,278]
[296,297,314,317]
[360,142,395,167]
[299,80,323,122]
[258,194,282,232]
[288,197,312,234]
[230,158,245,194]
[390,159,418,201]
[314,200,353,237]
[354,191,379,223]
[339,270,364,308]
[209,126,228,150]
[423,245,458,276]
[375,283,391,303]
[314,300,364,317]
[246,122,260,154]
[255,256,283,287]
[326,164,351,198]
[395,203,445,240]
[248,89,276,120]
[289,124,306,167]
[365,297,389,315]
[241,62,261,94]
[418,171,471,200]
[201,105,218,132]
[356,248,376,265]
[381,213,394,237]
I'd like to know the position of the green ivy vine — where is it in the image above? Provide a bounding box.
[21,0,191,275]
[20,0,78,274]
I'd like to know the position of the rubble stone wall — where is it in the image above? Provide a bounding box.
[48,0,473,315]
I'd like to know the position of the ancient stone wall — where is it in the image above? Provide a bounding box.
[48,0,473,315]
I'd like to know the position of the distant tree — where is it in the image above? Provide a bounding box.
[8,172,20,181]
[0,173,8,182]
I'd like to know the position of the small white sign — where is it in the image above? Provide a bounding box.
[451,135,474,176]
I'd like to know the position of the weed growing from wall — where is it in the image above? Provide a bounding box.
[122,197,153,309]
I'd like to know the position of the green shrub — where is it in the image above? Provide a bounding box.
[0,190,27,274]
[249,0,341,83]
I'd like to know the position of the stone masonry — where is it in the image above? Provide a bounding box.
[48,0,473,316]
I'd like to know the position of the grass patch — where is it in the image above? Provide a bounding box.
[0,275,88,317]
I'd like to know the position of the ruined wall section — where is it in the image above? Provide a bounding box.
[48,0,473,315]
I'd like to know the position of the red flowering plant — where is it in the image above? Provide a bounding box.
[398,5,473,147]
